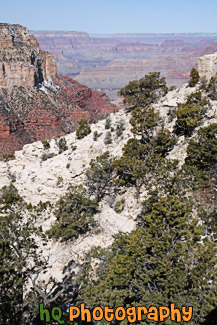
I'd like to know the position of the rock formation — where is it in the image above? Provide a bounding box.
[0,24,115,158]
[198,52,217,81]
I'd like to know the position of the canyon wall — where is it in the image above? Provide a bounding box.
[32,31,217,98]
[198,52,217,81]
[0,24,57,88]
[0,24,115,158]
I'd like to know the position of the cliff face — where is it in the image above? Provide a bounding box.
[0,24,115,158]
[198,52,217,81]
[0,24,57,87]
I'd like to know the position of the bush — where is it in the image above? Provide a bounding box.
[58,137,68,154]
[93,131,101,141]
[71,145,77,151]
[152,129,176,156]
[118,72,168,108]
[208,74,217,100]
[189,68,200,87]
[76,117,91,139]
[2,153,14,161]
[41,140,50,150]
[130,106,158,143]
[105,115,111,129]
[116,120,125,137]
[185,123,217,170]
[114,198,125,213]
[41,152,55,161]
[174,103,202,137]
[47,185,98,241]
[85,152,115,200]
[104,131,112,145]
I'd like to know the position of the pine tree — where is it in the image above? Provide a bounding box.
[189,68,200,87]
[79,195,217,324]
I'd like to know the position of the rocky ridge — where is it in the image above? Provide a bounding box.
[0,24,115,158]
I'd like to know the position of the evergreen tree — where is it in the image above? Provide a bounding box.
[118,72,168,108]
[0,186,46,324]
[130,106,158,143]
[79,195,217,324]
[76,117,91,139]
[189,68,200,87]
[47,185,98,241]
[85,152,116,201]
[185,123,217,170]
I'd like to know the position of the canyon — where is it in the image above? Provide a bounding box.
[32,31,217,98]
[0,24,115,158]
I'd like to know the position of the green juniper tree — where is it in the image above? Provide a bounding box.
[78,195,217,324]
[189,68,200,87]
[48,185,98,241]
[0,186,47,324]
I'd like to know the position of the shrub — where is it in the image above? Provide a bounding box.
[104,131,112,145]
[189,68,200,87]
[2,153,14,161]
[114,198,125,213]
[58,137,68,154]
[71,145,77,151]
[76,117,91,139]
[47,185,98,241]
[41,152,55,161]
[93,131,101,141]
[185,123,217,170]
[130,106,158,143]
[118,72,168,108]
[85,152,115,201]
[174,103,202,137]
[105,115,111,129]
[41,139,50,150]
[116,120,125,137]
[152,129,176,156]
[208,74,217,100]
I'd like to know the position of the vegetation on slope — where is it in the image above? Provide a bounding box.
[1,70,217,324]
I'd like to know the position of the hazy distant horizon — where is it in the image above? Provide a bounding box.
[1,0,217,34]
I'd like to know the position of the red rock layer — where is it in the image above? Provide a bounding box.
[0,24,116,158]
[0,75,116,157]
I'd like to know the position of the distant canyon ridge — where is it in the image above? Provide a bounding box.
[32,31,217,98]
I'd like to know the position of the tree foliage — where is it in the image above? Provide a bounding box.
[47,185,98,241]
[189,68,200,87]
[0,186,46,324]
[76,117,91,139]
[185,123,217,170]
[85,152,116,201]
[118,72,168,108]
[130,106,158,143]
[79,195,217,324]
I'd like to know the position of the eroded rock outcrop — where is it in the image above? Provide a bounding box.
[0,23,56,87]
[0,24,115,158]
[198,52,217,81]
